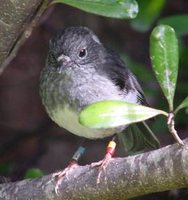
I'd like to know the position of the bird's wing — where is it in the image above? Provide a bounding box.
[101,49,160,152]
[117,73,160,152]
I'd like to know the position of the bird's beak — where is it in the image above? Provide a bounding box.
[57,54,71,63]
[57,54,71,73]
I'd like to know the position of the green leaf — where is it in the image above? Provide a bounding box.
[24,168,44,179]
[79,100,167,129]
[53,0,138,19]
[175,96,188,114]
[159,15,188,36]
[131,0,165,32]
[150,25,179,111]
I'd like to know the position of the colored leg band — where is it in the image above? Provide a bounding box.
[72,146,86,161]
[106,140,116,156]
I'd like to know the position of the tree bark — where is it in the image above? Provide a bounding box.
[0,0,50,74]
[0,138,188,200]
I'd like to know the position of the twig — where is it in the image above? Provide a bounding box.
[167,113,184,146]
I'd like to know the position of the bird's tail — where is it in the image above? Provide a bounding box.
[118,121,160,154]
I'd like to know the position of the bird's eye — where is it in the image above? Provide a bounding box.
[78,48,87,58]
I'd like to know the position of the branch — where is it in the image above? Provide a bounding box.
[0,138,188,200]
[0,0,50,74]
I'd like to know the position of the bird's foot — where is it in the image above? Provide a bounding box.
[53,146,86,194]
[53,160,78,194]
[91,152,113,184]
[92,139,116,184]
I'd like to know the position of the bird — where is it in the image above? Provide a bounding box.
[39,26,159,192]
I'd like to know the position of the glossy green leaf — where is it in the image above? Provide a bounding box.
[159,15,188,36]
[53,0,138,19]
[79,100,167,129]
[131,0,165,32]
[175,96,188,114]
[150,25,179,111]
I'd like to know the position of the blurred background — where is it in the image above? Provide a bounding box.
[0,0,187,199]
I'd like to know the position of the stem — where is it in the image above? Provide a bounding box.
[167,113,184,146]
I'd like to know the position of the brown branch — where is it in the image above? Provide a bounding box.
[0,0,50,74]
[0,138,188,200]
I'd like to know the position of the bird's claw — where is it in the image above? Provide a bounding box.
[91,153,112,184]
[53,162,78,195]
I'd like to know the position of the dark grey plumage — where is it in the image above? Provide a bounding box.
[40,26,159,149]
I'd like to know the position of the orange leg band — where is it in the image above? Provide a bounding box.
[106,140,116,156]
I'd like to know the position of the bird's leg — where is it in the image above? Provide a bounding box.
[53,145,86,194]
[92,136,117,184]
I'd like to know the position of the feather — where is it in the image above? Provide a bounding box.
[118,122,160,154]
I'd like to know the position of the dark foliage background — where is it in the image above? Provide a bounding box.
[0,0,187,199]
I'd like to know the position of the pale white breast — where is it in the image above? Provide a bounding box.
[47,72,139,139]
[50,104,116,139]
